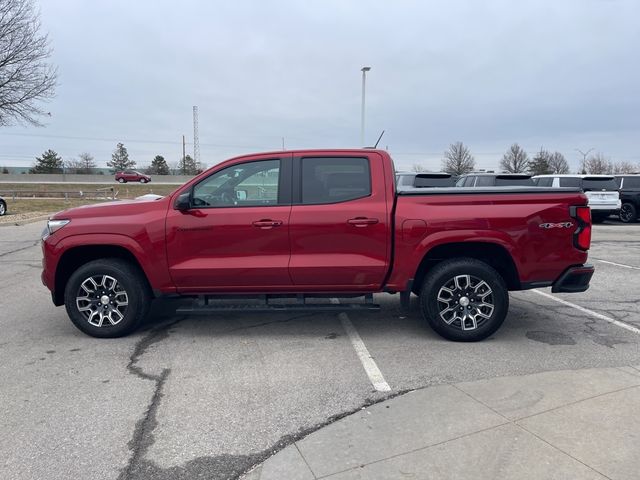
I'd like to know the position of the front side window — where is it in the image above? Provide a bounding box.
[301,157,371,204]
[536,177,553,187]
[192,159,280,207]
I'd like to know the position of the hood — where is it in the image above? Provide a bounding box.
[51,196,169,220]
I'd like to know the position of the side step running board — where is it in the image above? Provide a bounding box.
[176,294,380,315]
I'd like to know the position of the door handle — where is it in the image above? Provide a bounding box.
[347,217,379,227]
[252,219,283,228]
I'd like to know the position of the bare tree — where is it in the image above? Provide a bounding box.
[610,160,637,174]
[441,142,475,175]
[411,163,426,172]
[500,143,529,173]
[584,153,611,174]
[548,152,570,174]
[0,0,57,126]
[575,148,595,174]
[78,152,96,173]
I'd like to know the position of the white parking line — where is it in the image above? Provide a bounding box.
[594,259,640,270]
[532,289,640,335]
[331,298,391,392]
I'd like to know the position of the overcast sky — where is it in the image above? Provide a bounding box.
[1,0,639,172]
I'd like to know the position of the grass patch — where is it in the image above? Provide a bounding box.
[3,198,108,215]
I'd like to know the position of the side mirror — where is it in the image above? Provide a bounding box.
[174,191,191,211]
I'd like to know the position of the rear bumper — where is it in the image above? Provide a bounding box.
[551,264,594,293]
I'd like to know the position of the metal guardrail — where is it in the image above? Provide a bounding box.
[0,187,118,201]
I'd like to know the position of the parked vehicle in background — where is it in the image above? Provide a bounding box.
[42,149,594,342]
[0,196,6,216]
[455,173,535,187]
[115,171,151,183]
[396,172,457,188]
[533,175,621,223]
[615,174,640,223]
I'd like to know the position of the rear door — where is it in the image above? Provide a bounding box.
[288,153,390,290]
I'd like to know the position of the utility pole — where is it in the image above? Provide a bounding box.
[182,135,186,175]
[282,137,285,150]
[193,106,200,166]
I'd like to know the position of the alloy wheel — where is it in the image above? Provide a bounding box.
[436,274,494,331]
[76,275,129,327]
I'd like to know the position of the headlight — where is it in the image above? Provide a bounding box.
[47,219,70,235]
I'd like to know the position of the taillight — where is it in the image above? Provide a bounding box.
[571,206,591,251]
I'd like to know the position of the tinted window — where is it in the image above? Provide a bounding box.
[475,176,493,186]
[536,177,553,187]
[582,178,619,191]
[192,159,280,207]
[301,157,371,204]
[495,177,534,186]
[559,177,581,187]
[622,177,640,188]
[455,177,467,187]
[463,176,476,187]
[414,175,454,187]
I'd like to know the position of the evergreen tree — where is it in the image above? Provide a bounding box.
[528,148,552,175]
[107,143,135,172]
[149,155,169,175]
[30,149,63,173]
[180,154,202,175]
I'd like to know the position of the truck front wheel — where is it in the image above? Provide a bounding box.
[64,259,151,338]
[419,258,508,342]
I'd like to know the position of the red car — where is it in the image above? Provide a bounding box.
[115,170,151,183]
[42,149,593,341]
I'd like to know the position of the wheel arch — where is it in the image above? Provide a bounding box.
[54,245,150,306]
[413,241,520,294]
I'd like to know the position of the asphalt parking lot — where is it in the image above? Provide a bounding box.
[1,220,639,480]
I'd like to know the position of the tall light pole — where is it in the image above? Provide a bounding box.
[360,66,371,147]
[576,148,594,174]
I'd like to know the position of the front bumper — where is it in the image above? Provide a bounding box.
[551,264,594,293]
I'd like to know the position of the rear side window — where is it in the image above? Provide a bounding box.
[301,157,371,204]
[559,177,581,187]
[622,177,640,188]
[475,176,493,186]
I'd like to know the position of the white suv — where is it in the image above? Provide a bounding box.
[533,174,621,223]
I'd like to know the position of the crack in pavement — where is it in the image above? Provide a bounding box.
[0,240,40,258]
[118,317,185,480]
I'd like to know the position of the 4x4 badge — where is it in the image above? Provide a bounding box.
[539,222,574,229]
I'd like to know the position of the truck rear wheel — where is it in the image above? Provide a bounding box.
[64,259,151,338]
[419,258,508,341]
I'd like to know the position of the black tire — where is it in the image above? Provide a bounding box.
[64,258,151,338]
[591,212,608,223]
[419,258,508,342]
[620,203,637,223]
[0,199,6,216]
[118,178,126,183]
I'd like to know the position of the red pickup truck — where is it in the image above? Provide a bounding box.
[41,149,594,341]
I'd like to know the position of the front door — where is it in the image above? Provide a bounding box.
[165,155,293,292]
